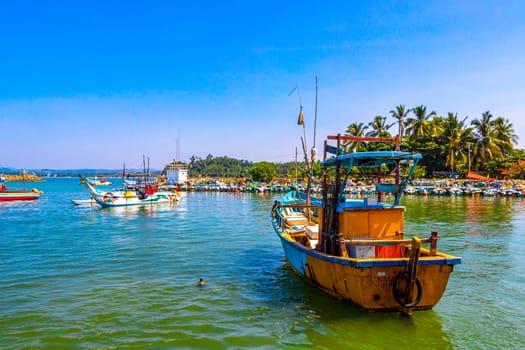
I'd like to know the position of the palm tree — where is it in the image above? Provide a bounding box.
[344,122,368,152]
[405,105,436,138]
[389,105,411,138]
[366,115,393,137]
[471,111,503,170]
[441,113,472,172]
[493,116,518,157]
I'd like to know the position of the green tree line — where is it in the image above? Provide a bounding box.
[187,154,303,182]
[187,106,524,182]
[344,105,523,179]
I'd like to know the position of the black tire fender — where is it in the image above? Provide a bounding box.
[393,272,423,308]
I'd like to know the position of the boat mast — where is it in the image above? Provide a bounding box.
[290,79,318,206]
[305,77,319,206]
[176,129,181,162]
[311,76,318,162]
[142,155,148,186]
[295,147,298,185]
[122,163,126,189]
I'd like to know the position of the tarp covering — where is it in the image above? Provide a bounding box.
[467,171,495,181]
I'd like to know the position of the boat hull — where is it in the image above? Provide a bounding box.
[0,191,41,201]
[273,218,459,311]
[93,193,175,208]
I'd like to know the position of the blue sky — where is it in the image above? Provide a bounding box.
[1,1,524,169]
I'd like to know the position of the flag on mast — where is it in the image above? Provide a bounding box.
[297,106,304,125]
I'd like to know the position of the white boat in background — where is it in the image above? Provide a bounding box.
[85,176,113,186]
[432,187,448,196]
[447,186,463,196]
[123,176,156,187]
[81,176,178,208]
[71,198,98,206]
[404,186,417,195]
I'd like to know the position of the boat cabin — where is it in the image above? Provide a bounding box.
[316,135,421,257]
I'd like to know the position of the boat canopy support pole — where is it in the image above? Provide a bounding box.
[430,231,438,256]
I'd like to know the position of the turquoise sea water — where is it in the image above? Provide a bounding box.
[1,178,524,349]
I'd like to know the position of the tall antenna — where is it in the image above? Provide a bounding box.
[176,129,181,162]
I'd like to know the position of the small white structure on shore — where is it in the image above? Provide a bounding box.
[163,160,188,185]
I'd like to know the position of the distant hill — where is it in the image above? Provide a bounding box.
[0,167,163,177]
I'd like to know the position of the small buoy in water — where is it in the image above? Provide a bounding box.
[197,278,205,287]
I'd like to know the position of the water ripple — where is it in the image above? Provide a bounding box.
[1,179,524,349]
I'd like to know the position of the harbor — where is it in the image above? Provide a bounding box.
[2,2,525,348]
[0,177,524,349]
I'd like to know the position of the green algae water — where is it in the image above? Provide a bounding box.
[1,178,524,349]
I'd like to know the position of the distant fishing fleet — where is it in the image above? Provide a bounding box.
[402,181,525,197]
[170,179,525,198]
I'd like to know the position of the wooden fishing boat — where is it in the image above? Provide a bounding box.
[0,184,43,201]
[271,135,461,314]
[81,176,178,208]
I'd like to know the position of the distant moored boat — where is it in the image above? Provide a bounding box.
[0,182,43,201]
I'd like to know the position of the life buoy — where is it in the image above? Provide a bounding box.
[392,272,423,308]
[103,192,115,203]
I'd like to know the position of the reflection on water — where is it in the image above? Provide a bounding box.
[97,202,181,218]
